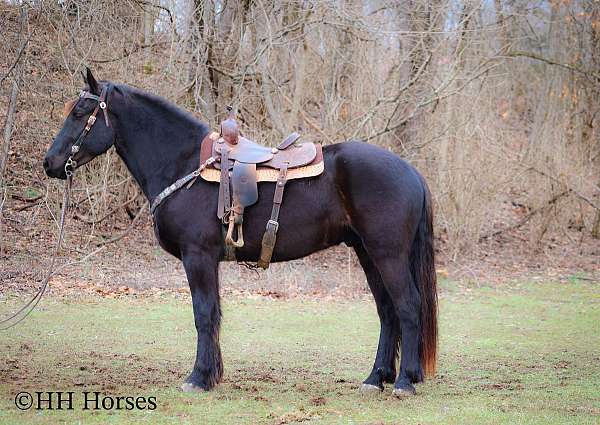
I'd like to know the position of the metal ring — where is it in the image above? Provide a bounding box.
[99,101,106,109]
[64,157,76,177]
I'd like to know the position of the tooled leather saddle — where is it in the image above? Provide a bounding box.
[199,108,324,269]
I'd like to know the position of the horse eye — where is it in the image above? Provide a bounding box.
[72,101,92,118]
[72,109,86,118]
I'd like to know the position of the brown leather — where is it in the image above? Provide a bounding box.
[220,108,239,145]
[211,137,316,170]
[199,112,325,267]
[200,132,219,165]
[200,132,323,169]
[257,164,288,269]
[232,162,258,211]
[214,136,274,164]
[263,142,316,169]
[217,147,231,221]
[277,132,300,150]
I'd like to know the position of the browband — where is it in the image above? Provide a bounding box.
[62,86,111,127]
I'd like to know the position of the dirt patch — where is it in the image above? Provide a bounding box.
[310,396,327,406]
[0,346,185,393]
[270,410,318,425]
[478,381,524,391]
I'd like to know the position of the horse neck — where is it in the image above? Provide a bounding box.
[110,86,209,201]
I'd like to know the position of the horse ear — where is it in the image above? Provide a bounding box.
[85,67,99,94]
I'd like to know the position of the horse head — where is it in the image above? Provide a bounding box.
[44,68,115,179]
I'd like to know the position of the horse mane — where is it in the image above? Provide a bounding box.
[113,82,210,134]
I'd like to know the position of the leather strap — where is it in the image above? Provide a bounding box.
[277,132,300,150]
[150,156,215,215]
[68,86,112,165]
[257,163,288,269]
[221,226,237,261]
[217,147,231,221]
[79,86,110,127]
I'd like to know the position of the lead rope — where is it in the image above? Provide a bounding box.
[0,170,72,330]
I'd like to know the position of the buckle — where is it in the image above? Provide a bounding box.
[87,115,96,126]
[266,219,279,233]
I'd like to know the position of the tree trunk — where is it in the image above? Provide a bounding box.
[0,7,28,186]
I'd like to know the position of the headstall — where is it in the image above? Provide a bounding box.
[63,86,111,177]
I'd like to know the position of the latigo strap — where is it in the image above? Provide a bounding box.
[257,163,288,269]
[217,147,231,221]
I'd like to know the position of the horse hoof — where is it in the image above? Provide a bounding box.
[360,384,383,395]
[181,382,207,393]
[392,386,416,398]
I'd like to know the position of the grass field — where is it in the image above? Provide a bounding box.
[0,279,598,424]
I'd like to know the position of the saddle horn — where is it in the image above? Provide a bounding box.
[220,105,239,145]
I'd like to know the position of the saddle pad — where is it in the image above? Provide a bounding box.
[199,132,325,183]
[201,161,324,183]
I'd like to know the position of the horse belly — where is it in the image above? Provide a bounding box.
[233,175,349,262]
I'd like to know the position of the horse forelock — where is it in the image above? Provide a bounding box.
[62,99,77,119]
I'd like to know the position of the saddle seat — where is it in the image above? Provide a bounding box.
[198,111,324,269]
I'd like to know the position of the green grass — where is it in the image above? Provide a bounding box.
[0,280,598,424]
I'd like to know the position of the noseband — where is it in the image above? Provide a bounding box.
[64,86,111,177]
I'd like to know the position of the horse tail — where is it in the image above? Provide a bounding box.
[410,175,438,378]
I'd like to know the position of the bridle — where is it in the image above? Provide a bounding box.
[0,86,111,330]
[64,86,111,177]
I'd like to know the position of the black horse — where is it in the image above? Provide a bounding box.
[44,69,438,397]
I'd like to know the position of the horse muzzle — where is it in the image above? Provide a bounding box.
[43,154,68,179]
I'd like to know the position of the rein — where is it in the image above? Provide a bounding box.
[0,176,71,330]
[0,87,109,330]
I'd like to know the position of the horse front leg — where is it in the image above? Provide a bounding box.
[180,250,223,392]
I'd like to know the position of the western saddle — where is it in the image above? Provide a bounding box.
[199,108,324,269]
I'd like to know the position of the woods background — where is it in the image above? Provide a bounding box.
[1,0,599,285]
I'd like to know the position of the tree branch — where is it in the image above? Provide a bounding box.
[74,192,140,225]
[479,190,571,241]
[89,41,168,64]
[505,50,600,82]
[1,7,28,185]
[95,201,148,247]
[0,32,33,86]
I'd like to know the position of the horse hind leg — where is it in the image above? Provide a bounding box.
[354,242,400,394]
[371,251,423,397]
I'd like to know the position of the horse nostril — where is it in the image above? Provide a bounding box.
[43,157,50,171]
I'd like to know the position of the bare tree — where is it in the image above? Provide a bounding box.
[0,0,598,253]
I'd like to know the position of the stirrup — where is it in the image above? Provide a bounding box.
[225,216,244,248]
